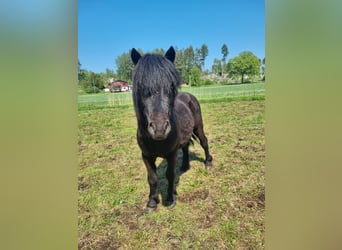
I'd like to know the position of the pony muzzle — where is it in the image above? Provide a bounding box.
[148,119,171,140]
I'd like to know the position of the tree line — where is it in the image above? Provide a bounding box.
[114,44,210,87]
[78,63,114,93]
[78,44,265,93]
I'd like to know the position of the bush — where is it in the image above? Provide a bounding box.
[84,86,100,94]
[202,79,214,86]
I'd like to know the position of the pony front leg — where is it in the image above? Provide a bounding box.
[142,154,160,212]
[166,152,178,208]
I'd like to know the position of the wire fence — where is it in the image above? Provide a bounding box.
[78,82,265,110]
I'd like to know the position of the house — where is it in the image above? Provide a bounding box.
[108,80,130,92]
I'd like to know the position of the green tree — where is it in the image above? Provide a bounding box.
[87,72,99,93]
[189,66,202,86]
[260,57,265,81]
[115,51,135,82]
[174,47,185,77]
[174,47,186,80]
[78,71,106,94]
[226,51,261,83]
[200,44,209,69]
[221,44,229,74]
[105,68,115,79]
[78,60,89,83]
[95,73,106,89]
[183,46,195,83]
[194,48,202,70]
[78,69,89,83]
[212,58,222,76]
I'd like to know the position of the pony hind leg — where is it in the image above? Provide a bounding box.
[188,96,213,170]
[194,127,213,170]
[179,143,190,174]
[165,152,178,208]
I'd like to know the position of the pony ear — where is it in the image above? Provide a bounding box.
[165,46,175,63]
[131,48,141,65]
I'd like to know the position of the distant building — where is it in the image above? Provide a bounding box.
[108,80,130,92]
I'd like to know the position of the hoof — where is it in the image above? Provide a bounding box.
[205,158,212,170]
[147,197,160,208]
[168,201,176,209]
[166,194,177,208]
[145,206,157,214]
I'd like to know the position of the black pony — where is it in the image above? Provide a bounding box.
[131,46,212,213]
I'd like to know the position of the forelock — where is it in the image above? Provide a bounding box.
[132,54,181,98]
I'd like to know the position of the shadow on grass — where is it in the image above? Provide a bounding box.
[156,150,205,206]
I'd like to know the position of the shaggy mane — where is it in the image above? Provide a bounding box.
[132,54,181,99]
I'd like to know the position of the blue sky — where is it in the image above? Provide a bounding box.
[78,0,264,73]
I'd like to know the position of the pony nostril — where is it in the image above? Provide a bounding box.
[149,122,154,128]
[164,120,170,130]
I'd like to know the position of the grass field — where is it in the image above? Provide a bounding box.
[78,82,265,109]
[78,94,265,249]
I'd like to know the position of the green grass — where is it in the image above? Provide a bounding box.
[78,82,265,109]
[78,99,265,249]
[182,82,265,99]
